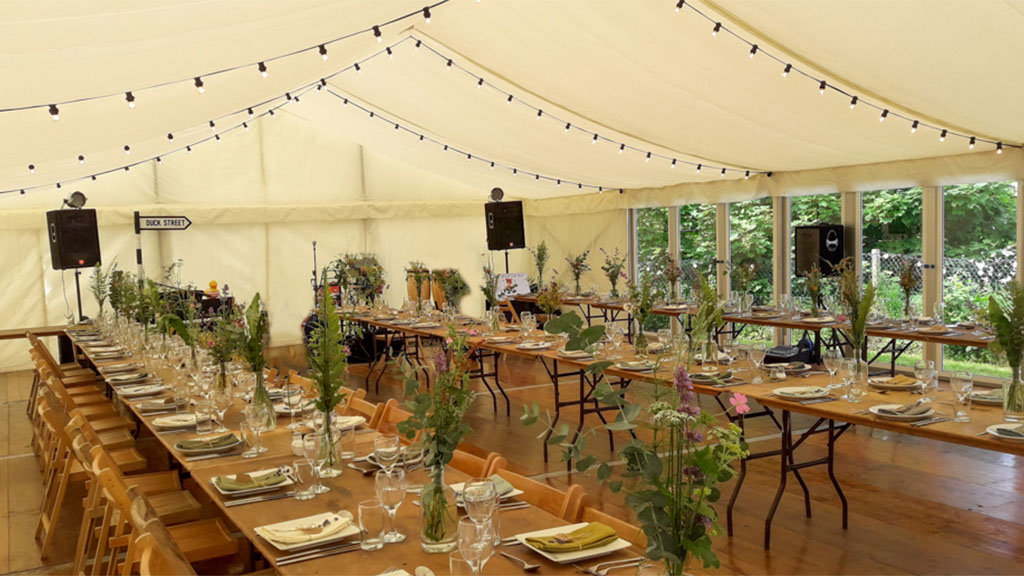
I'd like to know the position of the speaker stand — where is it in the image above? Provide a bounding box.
[73,269,85,323]
[504,250,510,274]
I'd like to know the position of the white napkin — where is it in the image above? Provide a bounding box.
[256,514,352,545]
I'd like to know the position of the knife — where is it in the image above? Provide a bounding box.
[275,542,363,566]
[800,397,837,405]
[185,451,241,462]
[224,491,297,507]
[911,417,950,427]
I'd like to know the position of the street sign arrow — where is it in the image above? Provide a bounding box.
[138,215,192,231]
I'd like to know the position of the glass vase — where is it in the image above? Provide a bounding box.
[215,361,230,392]
[419,467,458,553]
[316,410,343,478]
[633,331,649,358]
[250,369,278,431]
[1004,367,1024,422]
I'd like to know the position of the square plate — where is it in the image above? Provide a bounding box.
[986,424,1024,442]
[869,404,936,422]
[211,466,295,497]
[449,481,525,505]
[772,386,829,400]
[174,434,242,455]
[616,361,655,371]
[515,522,633,564]
[255,511,359,552]
[118,384,168,398]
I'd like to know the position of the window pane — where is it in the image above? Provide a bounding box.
[679,204,717,296]
[730,198,774,347]
[863,187,923,370]
[635,207,670,330]
[942,181,1018,378]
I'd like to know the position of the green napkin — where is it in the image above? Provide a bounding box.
[996,425,1024,438]
[490,474,514,497]
[214,468,287,492]
[525,522,618,552]
[176,433,238,451]
[877,402,930,416]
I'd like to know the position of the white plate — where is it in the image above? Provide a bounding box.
[448,481,525,504]
[616,361,655,371]
[152,413,209,429]
[868,377,919,391]
[515,522,633,564]
[174,434,243,455]
[107,372,150,383]
[211,466,295,497]
[274,400,317,415]
[255,511,359,552]
[970,391,1004,406]
[752,312,782,319]
[410,322,441,329]
[517,342,552,351]
[484,336,514,344]
[557,349,593,360]
[103,362,145,374]
[802,316,836,324]
[138,398,188,412]
[772,386,829,399]
[868,404,936,422]
[333,415,367,430]
[764,362,810,372]
[986,424,1024,442]
[690,371,732,381]
[919,326,952,335]
[118,384,168,398]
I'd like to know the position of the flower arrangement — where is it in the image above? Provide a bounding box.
[988,281,1024,419]
[690,275,724,367]
[332,253,386,305]
[522,323,748,575]
[537,280,564,318]
[406,261,430,312]
[239,293,276,429]
[108,270,132,318]
[625,278,655,355]
[730,260,757,293]
[837,257,876,370]
[480,263,499,308]
[898,262,919,317]
[564,250,591,295]
[528,241,550,288]
[432,269,470,310]
[657,250,684,303]
[600,247,628,298]
[805,264,823,317]
[307,269,349,464]
[398,326,476,551]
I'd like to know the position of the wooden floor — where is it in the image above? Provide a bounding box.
[4,351,1024,575]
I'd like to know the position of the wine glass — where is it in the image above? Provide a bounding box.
[283,380,304,430]
[950,371,974,422]
[914,359,937,403]
[749,345,766,384]
[458,517,495,575]
[374,468,407,543]
[838,358,855,401]
[241,402,270,458]
[463,478,497,525]
[373,434,401,472]
[302,432,330,494]
[607,324,624,359]
[210,386,233,433]
[657,329,672,355]
[720,333,736,364]
[823,349,842,389]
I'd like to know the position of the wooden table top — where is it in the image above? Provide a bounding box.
[69,332,643,574]
[341,311,1022,458]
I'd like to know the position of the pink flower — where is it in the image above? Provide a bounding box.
[444,337,453,345]
[468,329,479,336]
[344,345,351,355]
[730,393,750,415]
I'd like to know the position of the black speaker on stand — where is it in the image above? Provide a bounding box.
[794,224,844,277]
[46,207,101,322]
[484,189,525,273]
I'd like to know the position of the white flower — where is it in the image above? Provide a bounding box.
[653,410,692,428]
[648,401,674,415]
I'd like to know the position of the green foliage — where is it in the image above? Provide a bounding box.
[564,250,591,294]
[480,263,498,307]
[528,241,550,287]
[204,306,242,365]
[988,280,1024,373]
[432,268,470,306]
[332,253,386,303]
[307,270,348,413]
[89,262,113,316]
[544,310,606,352]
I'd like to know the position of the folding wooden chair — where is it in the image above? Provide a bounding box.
[579,506,648,548]
[339,396,386,429]
[377,398,422,443]
[450,449,507,478]
[497,469,585,521]
[44,377,135,433]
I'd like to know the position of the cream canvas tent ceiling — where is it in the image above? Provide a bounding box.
[1,0,1023,370]
[2,0,1023,200]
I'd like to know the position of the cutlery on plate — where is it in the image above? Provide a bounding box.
[184,451,241,462]
[224,491,296,507]
[500,536,522,547]
[799,397,837,405]
[500,551,541,572]
[911,417,950,427]
[498,501,530,511]
[275,542,362,566]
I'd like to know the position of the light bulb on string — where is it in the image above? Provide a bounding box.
[592,133,598,144]
[354,62,362,74]
[49,105,59,120]
[696,163,702,173]
[215,134,221,143]
[564,122,571,132]
[940,129,947,142]
[167,133,174,141]
[782,63,791,77]
[969,136,976,149]
[187,146,193,154]
[259,62,269,78]
[78,155,85,165]
[423,6,431,21]
[818,80,826,94]
[619,144,625,154]
[415,40,421,50]
[720,168,726,177]
[125,91,135,109]
[28,164,35,174]
[124,166,130,172]
[477,77,483,88]
[373,25,382,42]
[506,95,513,104]
[247,108,254,118]
[712,22,721,36]
[849,96,858,109]
[209,120,216,131]
[911,120,919,133]
[749,44,758,58]
[243,122,249,131]
[319,45,328,61]
[675,0,685,12]
[124,145,131,156]
[997,142,1004,154]
[386,47,393,58]
[536,109,542,120]
[490,162,494,170]
[671,158,677,168]
[446,58,453,69]
[269,109,275,117]
[744,170,750,179]
[645,152,652,162]
[879,109,889,122]
[156,157,161,163]
[194,77,205,93]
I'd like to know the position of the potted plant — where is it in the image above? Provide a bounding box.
[397,326,476,552]
[524,314,748,575]
[238,294,276,430]
[600,247,627,299]
[988,281,1024,421]
[528,241,550,290]
[307,270,350,472]
[406,261,431,313]
[837,258,876,383]
[564,250,591,295]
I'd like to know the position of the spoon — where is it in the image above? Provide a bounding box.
[500,551,540,572]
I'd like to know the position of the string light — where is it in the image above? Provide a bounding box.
[997,142,1003,154]
[782,63,791,77]
[744,170,750,179]
[749,44,758,58]
[671,158,677,168]
[712,22,721,36]
[446,58,453,69]
[940,129,947,142]
[477,77,483,88]
[645,151,652,162]
[619,144,625,154]
[879,109,889,122]
[28,164,35,174]
[506,94,513,104]
[911,120,919,133]
[849,96,858,109]
[354,62,362,74]
[215,134,221,143]
[319,45,328,60]
[592,133,599,144]
[258,62,268,77]
[423,6,431,21]
[373,25,382,42]
[78,155,85,165]
[248,108,254,118]
[819,81,826,94]
[537,109,543,119]
[124,145,131,155]
[696,163,702,173]
[243,122,249,131]
[969,136,976,149]
[675,0,685,12]
[194,77,205,93]
[564,122,571,132]
[187,146,193,154]
[49,105,59,120]
[209,120,216,131]
[387,47,394,58]
[720,167,726,177]
[125,92,135,109]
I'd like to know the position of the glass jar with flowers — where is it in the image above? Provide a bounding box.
[237,294,276,431]
[601,247,628,299]
[565,250,591,295]
[988,281,1024,421]
[306,270,350,473]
